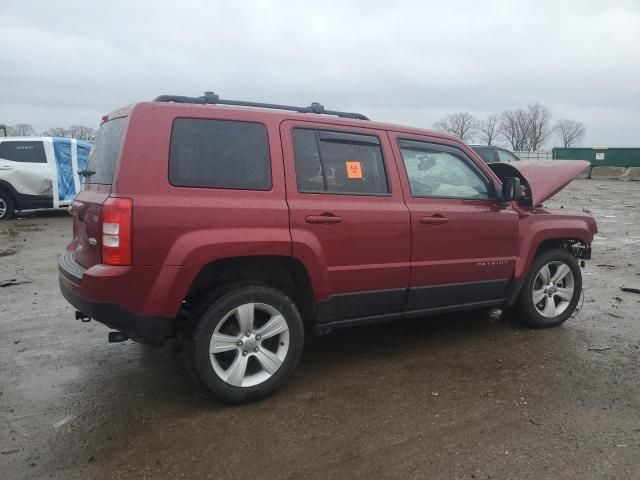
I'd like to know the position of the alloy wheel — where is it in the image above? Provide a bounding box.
[208,302,290,387]
[532,260,575,318]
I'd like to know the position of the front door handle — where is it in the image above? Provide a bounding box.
[420,215,449,225]
[306,214,343,224]
[0,165,12,171]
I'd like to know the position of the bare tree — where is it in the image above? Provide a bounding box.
[500,109,528,151]
[433,112,478,143]
[555,119,585,148]
[67,125,95,140]
[524,103,553,151]
[13,124,36,136]
[477,114,502,146]
[42,127,69,137]
[500,103,553,151]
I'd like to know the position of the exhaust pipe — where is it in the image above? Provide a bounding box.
[108,331,130,343]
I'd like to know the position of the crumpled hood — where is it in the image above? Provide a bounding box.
[488,160,590,206]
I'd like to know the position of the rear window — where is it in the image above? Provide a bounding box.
[86,117,127,184]
[169,118,271,190]
[472,147,497,163]
[0,140,46,163]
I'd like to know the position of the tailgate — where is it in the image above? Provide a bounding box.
[70,186,110,268]
[69,115,127,269]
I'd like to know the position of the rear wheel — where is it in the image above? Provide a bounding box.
[189,285,304,404]
[0,191,15,220]
[516,248,582,328]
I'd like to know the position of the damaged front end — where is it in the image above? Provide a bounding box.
[489,160,591,207]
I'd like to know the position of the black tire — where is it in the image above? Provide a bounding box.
[516,247,582,328]
[188,285,304,404]
[0,190,15,220]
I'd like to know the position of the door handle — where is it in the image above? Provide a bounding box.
[0,166,12,170]
[420,215,449,225]
[306,214,343,224]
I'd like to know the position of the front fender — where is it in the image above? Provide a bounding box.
[516,209,597,279]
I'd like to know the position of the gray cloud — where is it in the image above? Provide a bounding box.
[1,0,639,146]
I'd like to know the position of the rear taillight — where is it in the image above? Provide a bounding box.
[101,197,132,265]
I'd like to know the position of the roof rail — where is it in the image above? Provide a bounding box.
[153,91,370,121]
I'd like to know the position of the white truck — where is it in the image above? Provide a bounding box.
[0,137,91,220]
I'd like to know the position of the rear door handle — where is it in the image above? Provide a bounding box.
[306,215,343,224]
[0,166,12,171]
[420,215,449,225]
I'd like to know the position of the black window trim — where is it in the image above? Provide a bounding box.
[398,138,498,201]
[168,117,273,192]
[292,126,392,197]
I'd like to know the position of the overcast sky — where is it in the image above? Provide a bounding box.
[1,0,639,147]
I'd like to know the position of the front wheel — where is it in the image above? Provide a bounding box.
[0,191,15,220]
[516,248,582,328]
[189,286,304,404]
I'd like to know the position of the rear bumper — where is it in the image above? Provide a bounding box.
[59,278,174,345]
[58,250,197,345]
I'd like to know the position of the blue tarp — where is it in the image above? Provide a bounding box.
[52,138,91,201]
[77,141,90,174]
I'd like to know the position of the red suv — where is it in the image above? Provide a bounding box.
[59,92,597,403]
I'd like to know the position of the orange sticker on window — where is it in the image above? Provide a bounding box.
[346,161,363,179]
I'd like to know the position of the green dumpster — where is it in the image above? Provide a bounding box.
[552,147,640,167]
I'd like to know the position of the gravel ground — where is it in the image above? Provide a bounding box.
[1,179,639,480]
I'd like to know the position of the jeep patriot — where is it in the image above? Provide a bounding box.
[59,92,597,403]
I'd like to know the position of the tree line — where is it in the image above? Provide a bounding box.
[433,103,586,150]
[3,124,96,140]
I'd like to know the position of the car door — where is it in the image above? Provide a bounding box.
[0,139,54,201]
[280,121,411,324]
[388,133,519,313]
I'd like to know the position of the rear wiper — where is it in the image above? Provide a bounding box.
[78,169,96,178]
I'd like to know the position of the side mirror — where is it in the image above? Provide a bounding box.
[500,177,521,204]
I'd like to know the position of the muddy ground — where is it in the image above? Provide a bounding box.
[1,179,639,480]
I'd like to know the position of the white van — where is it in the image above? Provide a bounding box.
[0,137,91,220]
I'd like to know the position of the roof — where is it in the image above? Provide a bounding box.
[107,100,462,146]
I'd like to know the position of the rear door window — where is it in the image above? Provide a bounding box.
[0,141,46,163]
[169,118,271,190]
[497,149,519,162]
[86,117,127,184]
[292,128,389,195]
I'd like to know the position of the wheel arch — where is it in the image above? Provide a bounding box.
[0,180,18,218]
[516,213,594,280]
[183,255,317,328]
[0,180,18,204]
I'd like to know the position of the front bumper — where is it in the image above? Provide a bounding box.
[58,251,177,345]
